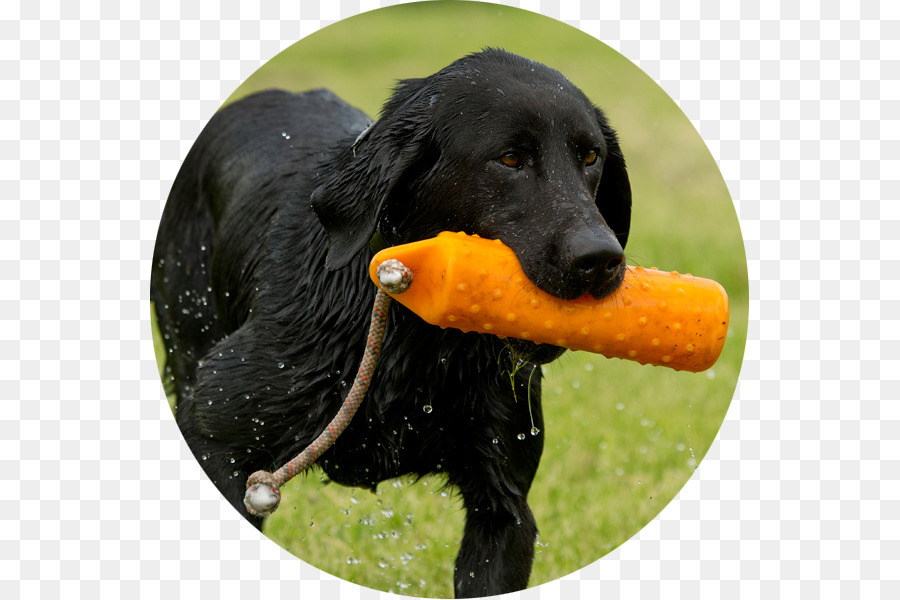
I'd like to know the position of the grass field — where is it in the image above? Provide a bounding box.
[153,2,748,597]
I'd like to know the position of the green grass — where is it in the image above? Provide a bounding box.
[154,2,748,597]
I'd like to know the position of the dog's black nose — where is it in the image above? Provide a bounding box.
[566,231,625,297]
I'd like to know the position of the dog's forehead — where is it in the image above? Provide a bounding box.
[448,59,582,104]
[440,80,600,149]
[440,58,593,125]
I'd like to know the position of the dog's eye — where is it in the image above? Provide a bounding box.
[584,149,599,166]
[498,153,521,168]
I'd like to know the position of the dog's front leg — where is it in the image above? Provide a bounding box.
[453,494,538,597]
[447,403,543,598]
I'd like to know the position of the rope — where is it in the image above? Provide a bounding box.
[243,286,396,517]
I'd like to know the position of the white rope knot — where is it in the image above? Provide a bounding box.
[244,473,281,517]
[376,259,413,294]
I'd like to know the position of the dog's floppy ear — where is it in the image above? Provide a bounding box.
[311,78,436,270]
[595,109,632,249]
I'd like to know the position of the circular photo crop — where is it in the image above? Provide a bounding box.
[151,2,748,597]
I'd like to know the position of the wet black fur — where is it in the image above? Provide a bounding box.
[152,49,631,598]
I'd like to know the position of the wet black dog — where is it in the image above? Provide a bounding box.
[152,49,631,597]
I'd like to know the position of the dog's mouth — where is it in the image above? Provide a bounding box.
[495,258,628,365]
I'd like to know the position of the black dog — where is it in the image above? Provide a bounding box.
[152,49,631,598]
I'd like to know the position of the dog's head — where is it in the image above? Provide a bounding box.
[312,48,631,306]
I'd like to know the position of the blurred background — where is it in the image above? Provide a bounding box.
[154,1,748,596]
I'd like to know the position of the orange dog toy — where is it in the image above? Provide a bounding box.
[369,232,729,372]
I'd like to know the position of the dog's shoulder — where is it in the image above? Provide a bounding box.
[219,88,371,137]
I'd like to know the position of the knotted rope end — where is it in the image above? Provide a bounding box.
[376,259,413,294]
[244,471,281,517]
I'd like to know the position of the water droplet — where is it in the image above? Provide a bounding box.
[229,457,235,464]
[423,405,433,414]
[440,357,447,364]
[517,433,526,440]
[530,426,540,436]
[492,438,499,444]
[277,361,285,369]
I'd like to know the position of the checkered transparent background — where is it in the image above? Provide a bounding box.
[1,0,896,598]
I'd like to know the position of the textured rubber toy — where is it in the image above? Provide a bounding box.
[369,232,729,372]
